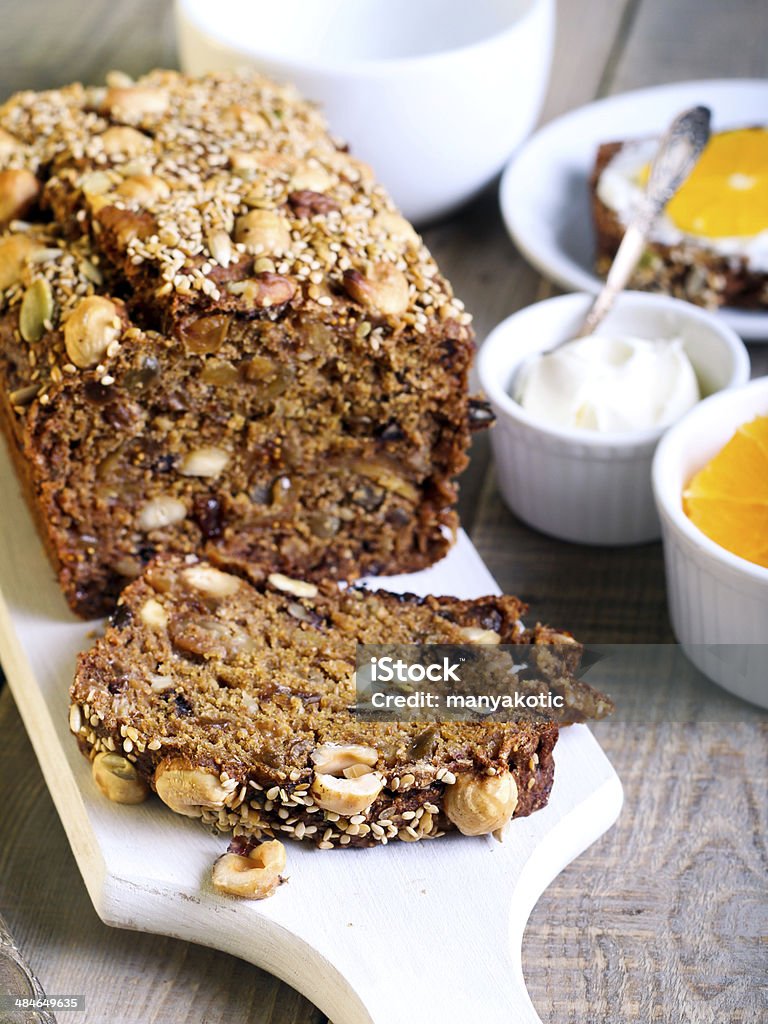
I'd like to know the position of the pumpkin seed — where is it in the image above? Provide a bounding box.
[19,277,54,342]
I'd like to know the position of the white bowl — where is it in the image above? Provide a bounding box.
[175,0,555,224]
[652,377,768,709]
[477,292,750,546]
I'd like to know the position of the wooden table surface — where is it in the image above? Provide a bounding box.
[0,1,767,1022]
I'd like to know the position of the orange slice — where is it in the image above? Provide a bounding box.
[683,414,768,568]
[660,128,768,239]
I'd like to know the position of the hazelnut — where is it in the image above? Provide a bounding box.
[0,234,40,291]
[182,564,241,599]
[289,164,334,193]
[154,760,231,818]
[80,169,115,198]
[371,210,420,249]
[178,446,230,478]
[63,295,121,368]
[228,274,296,310]
[0,127,20,159]
[138,495,187,531]
[211,840,286,900]
[443,771,518,837]
[0,169,40,226]
[310,743,378,776]
[460,627,501,645]
[342,264,410,316]
[92,752,150,804]
[310,771,384,816]
[103,85,169,120]
[267,573,318,599]
[233,210,292,253]
[139,597,168,630]
[100,125,153,157]
[115,174,170,205]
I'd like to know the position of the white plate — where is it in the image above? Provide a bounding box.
[500,79,768,341]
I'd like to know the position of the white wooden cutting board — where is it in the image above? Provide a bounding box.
[0,440,622,1024]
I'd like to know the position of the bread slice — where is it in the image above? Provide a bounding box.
[591,140,768,309]
[0,70,486,618]
[70,558,608,848]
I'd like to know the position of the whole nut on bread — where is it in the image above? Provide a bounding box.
[115,173,170,204]
[0,234,40,290]
[92,752,150,804]
[370,210,420,249]
[103,85,169,120]
[227,273,296,309]
[234,209,292,254]
[310,743,378,776]
[0,169,40,226]
[211,840,286,900]
[100,125,153,157]
[310,770,384,816]
[443,771,519,836]
[154,760,232,817]
[342,264,410,316]
[63,295,121,368]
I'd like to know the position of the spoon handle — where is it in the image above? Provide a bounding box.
[577,104,711,338]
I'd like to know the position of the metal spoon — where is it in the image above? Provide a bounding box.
[576,103,712,338]
[512,105,711,401]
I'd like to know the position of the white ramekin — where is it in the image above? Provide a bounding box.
[477,292,750,546]
[652,377,768,709]
[175,0,555,224]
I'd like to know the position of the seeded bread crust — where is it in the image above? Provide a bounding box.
[0,71,485,617]
[68,558,604,848]
[591,141,768,309]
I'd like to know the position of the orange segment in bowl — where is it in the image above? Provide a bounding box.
[683,414,768,568]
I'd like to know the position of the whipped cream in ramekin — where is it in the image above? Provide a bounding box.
[514,334,700,433]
